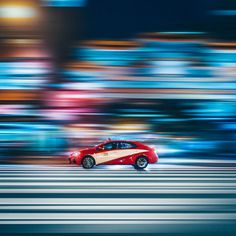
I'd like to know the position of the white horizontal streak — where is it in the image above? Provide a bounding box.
[0,173,236,177]
[0,220,231,225]
[1,177,236,181]
[1,213,236,220]
[1,198,235,205]
[1,189,236,194]
[1,205,231,210]
[0,182,236,186]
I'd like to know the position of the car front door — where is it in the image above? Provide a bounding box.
[93,142,118,165]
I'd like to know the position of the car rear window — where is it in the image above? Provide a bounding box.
[119,142,136,149]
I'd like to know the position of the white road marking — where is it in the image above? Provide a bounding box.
[0,177,236,181]
[1,212,236,220]
[1,198,236,205]
[1,182,236,186]
[1,189,236,194]
[0,220,233,225]
[0,163,236,234]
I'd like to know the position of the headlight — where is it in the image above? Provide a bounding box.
[73,152,80,157]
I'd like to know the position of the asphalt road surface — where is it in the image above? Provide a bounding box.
[1,157,236,235]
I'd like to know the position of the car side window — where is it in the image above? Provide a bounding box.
[103,142,118,150]
[119,142,136,149]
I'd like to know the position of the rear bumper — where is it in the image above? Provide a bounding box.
[149,152,158,164]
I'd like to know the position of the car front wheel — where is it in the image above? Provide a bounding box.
[81,156,95,169]
[134,156,148,170]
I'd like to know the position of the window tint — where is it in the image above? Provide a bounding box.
[103,142,118,150]
[119,142,136,149]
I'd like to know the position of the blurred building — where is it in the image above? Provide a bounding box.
[0,0,236,160]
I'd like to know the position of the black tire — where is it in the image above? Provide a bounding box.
[81,156,95,169]
[134,156,148,170]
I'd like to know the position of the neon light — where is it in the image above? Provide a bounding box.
[0,6,37,19]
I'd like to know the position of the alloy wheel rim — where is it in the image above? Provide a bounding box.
[83,158,93,168]
[137,157,147,168]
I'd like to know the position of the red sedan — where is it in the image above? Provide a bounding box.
[69,140,158,169]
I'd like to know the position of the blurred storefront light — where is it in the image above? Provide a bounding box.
[0,5,37,19]
[43,0,87,7]
[81,40,141,66]
[1,17,236,157]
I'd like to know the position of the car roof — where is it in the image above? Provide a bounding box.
[100,140,141,145]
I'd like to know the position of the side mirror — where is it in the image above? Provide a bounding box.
[97,146,103,151]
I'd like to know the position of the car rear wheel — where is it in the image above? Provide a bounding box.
[134,156,148,170]
[81,156,95,169]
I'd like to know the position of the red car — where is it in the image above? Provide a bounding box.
[69,140,158,169]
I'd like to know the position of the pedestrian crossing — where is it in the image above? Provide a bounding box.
[0,161,236,235]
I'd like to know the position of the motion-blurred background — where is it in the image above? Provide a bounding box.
[0,0,236,163]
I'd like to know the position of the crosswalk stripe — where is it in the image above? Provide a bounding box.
[1,188,236,194]
[1,212,236,220]
[1,198,236,205]
[1,182,236,187]
[0,163,236,234]
[1,177,236,181]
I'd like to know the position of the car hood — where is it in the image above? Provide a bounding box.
[79,147,95,153]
